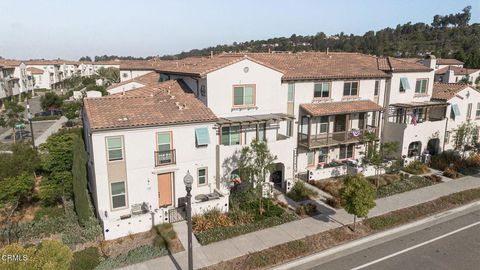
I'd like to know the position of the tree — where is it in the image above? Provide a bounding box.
[79,56,92,62]
[63,101,82,120]
[40,92,63,111]
[0,142,40,180]
[0,100,25,143]
[96,67,120,85]
[363,132,400,187]
[72,136,90,226]
[340,174,376,231]
[452,121,478,157]
[238,139,277,214]
[40,132,78,172]
[39,171,73,206]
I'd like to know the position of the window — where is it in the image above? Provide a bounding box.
[408,141,422,157]
[221,126,241,145]
[445,131,450,145]
[371,112,377,126]
[288,83,295,102]
[415,79,428,94]
[343,82,358,96]
[339,144,354,159]
[286,120,293,137]
[467,103,473,119]
[318,148,328,163]
[157,132,173,164]
[195,127,210,146]
[111,182,126,209]
[307,152,314,166]
[233,85,255,106]
[318,116,329,133]
[314,82,330,98]
[374,80,380,96]
[257,123,266,141]
[399,77,410,92]
[106,136,123,161]
[358,113,366,129]
[413,108,425,122]
[476,103,480,118]
[198,168,207,186]
[451,104,460,120]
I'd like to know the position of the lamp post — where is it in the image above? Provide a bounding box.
[27,112,35,149]
[183,170,194,270]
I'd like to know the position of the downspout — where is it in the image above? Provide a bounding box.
[442,107,449,152]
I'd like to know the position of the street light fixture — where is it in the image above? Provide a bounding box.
[183,170,194,270]
[27,112,35,149]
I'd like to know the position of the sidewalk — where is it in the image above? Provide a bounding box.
[122,175,480,270]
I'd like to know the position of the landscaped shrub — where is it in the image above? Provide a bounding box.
[376,176,437,198]
[33,205,64,221]
[403,161,430,175]
[424,174,443,183]
[71,247,101,270]
[443,167,459,179]
[313,179,344,198]
[228,210,254,225]
[195,213,297,245]
[465,153,480,167]
[192,209,233,233]
[295,203,317,216]
[325,197,342,209]
[72,136,90,226]
[95,245,167,270]
[429,150,462,171]
[286,181,318,201]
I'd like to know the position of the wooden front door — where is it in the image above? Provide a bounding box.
[157,173,173,207]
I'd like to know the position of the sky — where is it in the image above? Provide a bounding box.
[0,0,478,60]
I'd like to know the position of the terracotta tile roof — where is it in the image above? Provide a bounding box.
[0,60,22,68]
[300,100,383,116]
[437,58,464,65]
[26,67,44,74]
[435,66,479,76]
[432,83,477,101]
[84,80,217,130]
[107,71,160,90]
[378,57,432,73]
[119,60,167,70]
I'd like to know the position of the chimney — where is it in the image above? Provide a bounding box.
[422,54,437,70]
[446,67,455,83]
[326,47,329,55]
[210,51,214,59]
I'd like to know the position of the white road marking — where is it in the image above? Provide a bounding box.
[351,220,480,270]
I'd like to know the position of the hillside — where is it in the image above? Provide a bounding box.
[160,6,480,68]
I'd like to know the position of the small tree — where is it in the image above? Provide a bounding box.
[40,132,78,172]
[0,100,25,143]
[452,121,478,157]
[238,139,277,214]
[40,92,63,111]
[340,174,376,231]
[364,140,400,188]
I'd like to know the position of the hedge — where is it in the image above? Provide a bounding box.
[72,136,90,226]
[195,213,297,245]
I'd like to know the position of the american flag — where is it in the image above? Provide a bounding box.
[411,111,417,125]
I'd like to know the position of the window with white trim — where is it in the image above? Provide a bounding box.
[343,82,358,96]
[198,168,207,185]
[111,181,126,209]
[221,126,241,145]
[415,79,428,94]
[314,82,330,98]
[233,85,255,106]
[106,136,123,161]
[339,144,354,159]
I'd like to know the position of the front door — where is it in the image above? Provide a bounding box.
[157,173,173,207]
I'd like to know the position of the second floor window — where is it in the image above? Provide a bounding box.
[157,132,173,164]
[288,83,295,102]
[221,126,241,146]
[106,136,123,161]
[233,85,255,107]
[476,103,480,118]
[374,80,380,96]
[343,81,358,96]
[314,82,330,98]
[318,116,329,133]
[415,79,428,94]
[257,123,266,141]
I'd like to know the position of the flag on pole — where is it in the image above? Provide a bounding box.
[411,111,417,125]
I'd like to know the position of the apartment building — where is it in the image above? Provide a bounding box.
[119,60,163,82]
[0,60,33,101]
[435,66,480,86]
[25,60,62,89]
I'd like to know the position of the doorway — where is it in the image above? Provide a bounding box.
[157,173,173,207]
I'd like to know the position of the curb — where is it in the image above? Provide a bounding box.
[271,200,480,270]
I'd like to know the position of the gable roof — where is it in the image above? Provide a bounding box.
[0,60,22,68]
[435,66,480,76]
[377,57,432,73]
[432,83,477,101]
[107,71,160,90]
[436,58,464,65]
[26,67,44,74]
[84,79,217,131]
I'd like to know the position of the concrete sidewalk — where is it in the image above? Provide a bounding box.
[122,175,480,270]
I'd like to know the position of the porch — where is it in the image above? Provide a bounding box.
[298,100,383,149]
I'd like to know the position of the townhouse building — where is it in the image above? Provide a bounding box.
[119,60,163,82]
[0,60,32,101]
[25,60,61,89]
[435,66,480,86]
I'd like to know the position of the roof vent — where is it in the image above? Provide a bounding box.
[170,95,175,99]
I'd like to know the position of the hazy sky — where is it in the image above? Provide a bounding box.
[0,0,478,60]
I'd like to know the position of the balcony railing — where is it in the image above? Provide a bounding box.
[298,126,377,149]
[154,149,176,167]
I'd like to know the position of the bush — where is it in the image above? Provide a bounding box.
[430,151,462,171]
[71,247,101,270]
[286,181,317,201]
[72,136,90,226]
[228,210,254,225]
[192,209,233,233]
[325,197,343,209]
[312,179,343,198]
[376,176,437,198]
[424,174,443,183]
[443,167,459,179]
[195,213,297,245]
[403,161,430,175]
[295,203,317,216]
[465,153,480,167]
[95,245,167,270]
[33,206,64,221]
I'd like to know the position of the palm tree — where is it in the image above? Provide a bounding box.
[95,67,120,86]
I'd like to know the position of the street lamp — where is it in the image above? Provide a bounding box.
[183,170,194,270]
[27,112,35,149]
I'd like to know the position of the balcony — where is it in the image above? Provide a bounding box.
[298,126,377,149]
[154,149,176,167]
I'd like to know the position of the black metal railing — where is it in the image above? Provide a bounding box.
[154,149,176,167]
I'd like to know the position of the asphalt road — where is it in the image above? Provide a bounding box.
[305,208,480,270]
